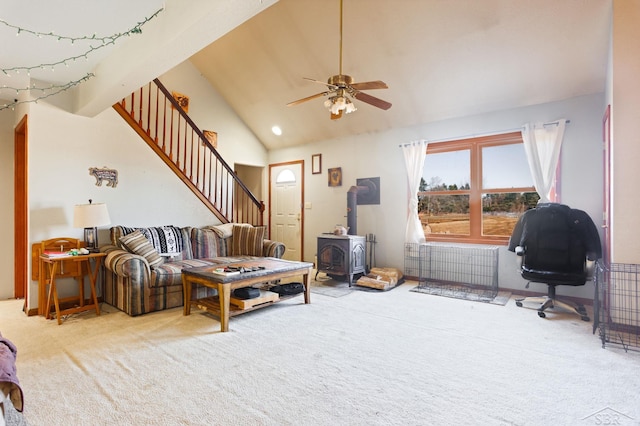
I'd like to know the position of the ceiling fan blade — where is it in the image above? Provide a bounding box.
[349,80,388,90]
[287,91,331,107]
[352,90,392,110]
[330,110,343,120]
[303,77,338,89]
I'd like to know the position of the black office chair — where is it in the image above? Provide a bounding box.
[508,203,602,321]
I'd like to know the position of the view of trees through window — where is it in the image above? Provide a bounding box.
[417,132,542,243]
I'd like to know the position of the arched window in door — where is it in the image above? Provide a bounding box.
[276,169,296,184]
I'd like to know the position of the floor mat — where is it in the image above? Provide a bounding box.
[311,273,404,297]
[411,283,511,306]
[310,276,354,297]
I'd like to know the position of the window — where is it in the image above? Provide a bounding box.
[275,169,296,183]
[418,132,540,244]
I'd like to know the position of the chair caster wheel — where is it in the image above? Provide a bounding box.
[581,315,590,322]
[577,305,587,313]
[515,301,523,307]
[538,311,546,318]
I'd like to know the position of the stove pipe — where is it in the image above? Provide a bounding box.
[347,185,370,235]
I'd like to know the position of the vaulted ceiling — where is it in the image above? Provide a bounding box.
[1,0,611,151]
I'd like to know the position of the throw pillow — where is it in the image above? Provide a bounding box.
[207,223,251,239]
[192,227,223,259]
[119,230,165,268]
[231,225,266,257]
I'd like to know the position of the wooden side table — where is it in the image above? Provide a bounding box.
[40,252,106,325]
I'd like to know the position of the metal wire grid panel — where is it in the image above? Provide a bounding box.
[403,243,423,279]
[404,243,500,298]
[595,262,640,352]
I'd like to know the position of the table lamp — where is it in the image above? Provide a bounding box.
[73,199,111,252]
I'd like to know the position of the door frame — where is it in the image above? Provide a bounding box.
[14,114,28,304]
[602,104,611,266]
[268,160,304,261]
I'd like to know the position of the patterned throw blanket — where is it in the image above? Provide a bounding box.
[121,226,183,255]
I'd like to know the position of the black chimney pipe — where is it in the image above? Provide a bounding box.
[347,185,370,235]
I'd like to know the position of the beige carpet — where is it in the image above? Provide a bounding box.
[2,283,640,426]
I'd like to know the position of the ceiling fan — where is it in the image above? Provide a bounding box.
[286,0,392,120]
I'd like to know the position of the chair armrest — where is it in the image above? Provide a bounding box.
[586,259,596,280]
[514,246,525,269]
[102,245,151,279]
[262,239,286,258]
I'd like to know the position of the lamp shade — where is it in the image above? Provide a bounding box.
[73,202,111,228]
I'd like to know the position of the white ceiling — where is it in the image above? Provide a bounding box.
[0,0,165,87]
[1,0,611,151]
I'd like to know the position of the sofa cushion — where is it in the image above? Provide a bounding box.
[192,227,227,259]
[208,223,251,239]
[232,225,266,256]
[119,230,164,269]
[150,259,223,288]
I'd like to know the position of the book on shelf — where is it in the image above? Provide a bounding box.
[42,251,71,258]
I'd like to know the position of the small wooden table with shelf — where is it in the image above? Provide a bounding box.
[182,258,314,332]
[40,252,106,325]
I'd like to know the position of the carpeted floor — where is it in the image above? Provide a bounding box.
[2,283,640,425]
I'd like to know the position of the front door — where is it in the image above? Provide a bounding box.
[269,161,303,261]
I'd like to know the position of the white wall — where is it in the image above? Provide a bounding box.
[160,60,268,168]
[269,92,606,299]
[0,109,15,300]
[611,0,640,264]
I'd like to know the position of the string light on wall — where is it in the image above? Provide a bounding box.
[0,7,164,111]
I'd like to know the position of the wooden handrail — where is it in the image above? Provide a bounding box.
[113,79,264,225]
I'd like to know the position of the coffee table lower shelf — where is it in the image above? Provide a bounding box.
[193,293,300,318]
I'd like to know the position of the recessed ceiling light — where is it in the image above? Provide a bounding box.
[271,125,282,136]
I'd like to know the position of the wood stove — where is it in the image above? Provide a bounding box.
[316,234,366,286]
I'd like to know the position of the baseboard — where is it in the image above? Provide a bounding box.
[405,276,594,307]
[25,296,105,317]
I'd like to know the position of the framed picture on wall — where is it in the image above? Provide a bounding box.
[328,167,342,187]
[312,154,322,174]
[171,91,189,113]
[203,130,218,149]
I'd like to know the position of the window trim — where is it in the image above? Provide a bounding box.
[420,131,536,245]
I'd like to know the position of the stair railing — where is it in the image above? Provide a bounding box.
[113,79,264,225]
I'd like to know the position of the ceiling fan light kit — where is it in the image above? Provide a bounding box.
[324,91,357,116]
[287,0,391,120]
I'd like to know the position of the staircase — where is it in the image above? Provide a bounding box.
[113,78,264,225]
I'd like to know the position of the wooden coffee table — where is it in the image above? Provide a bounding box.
[182,257,314,332]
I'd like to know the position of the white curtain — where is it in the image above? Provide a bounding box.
[521,119,566,203]
[401,140,428,243]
